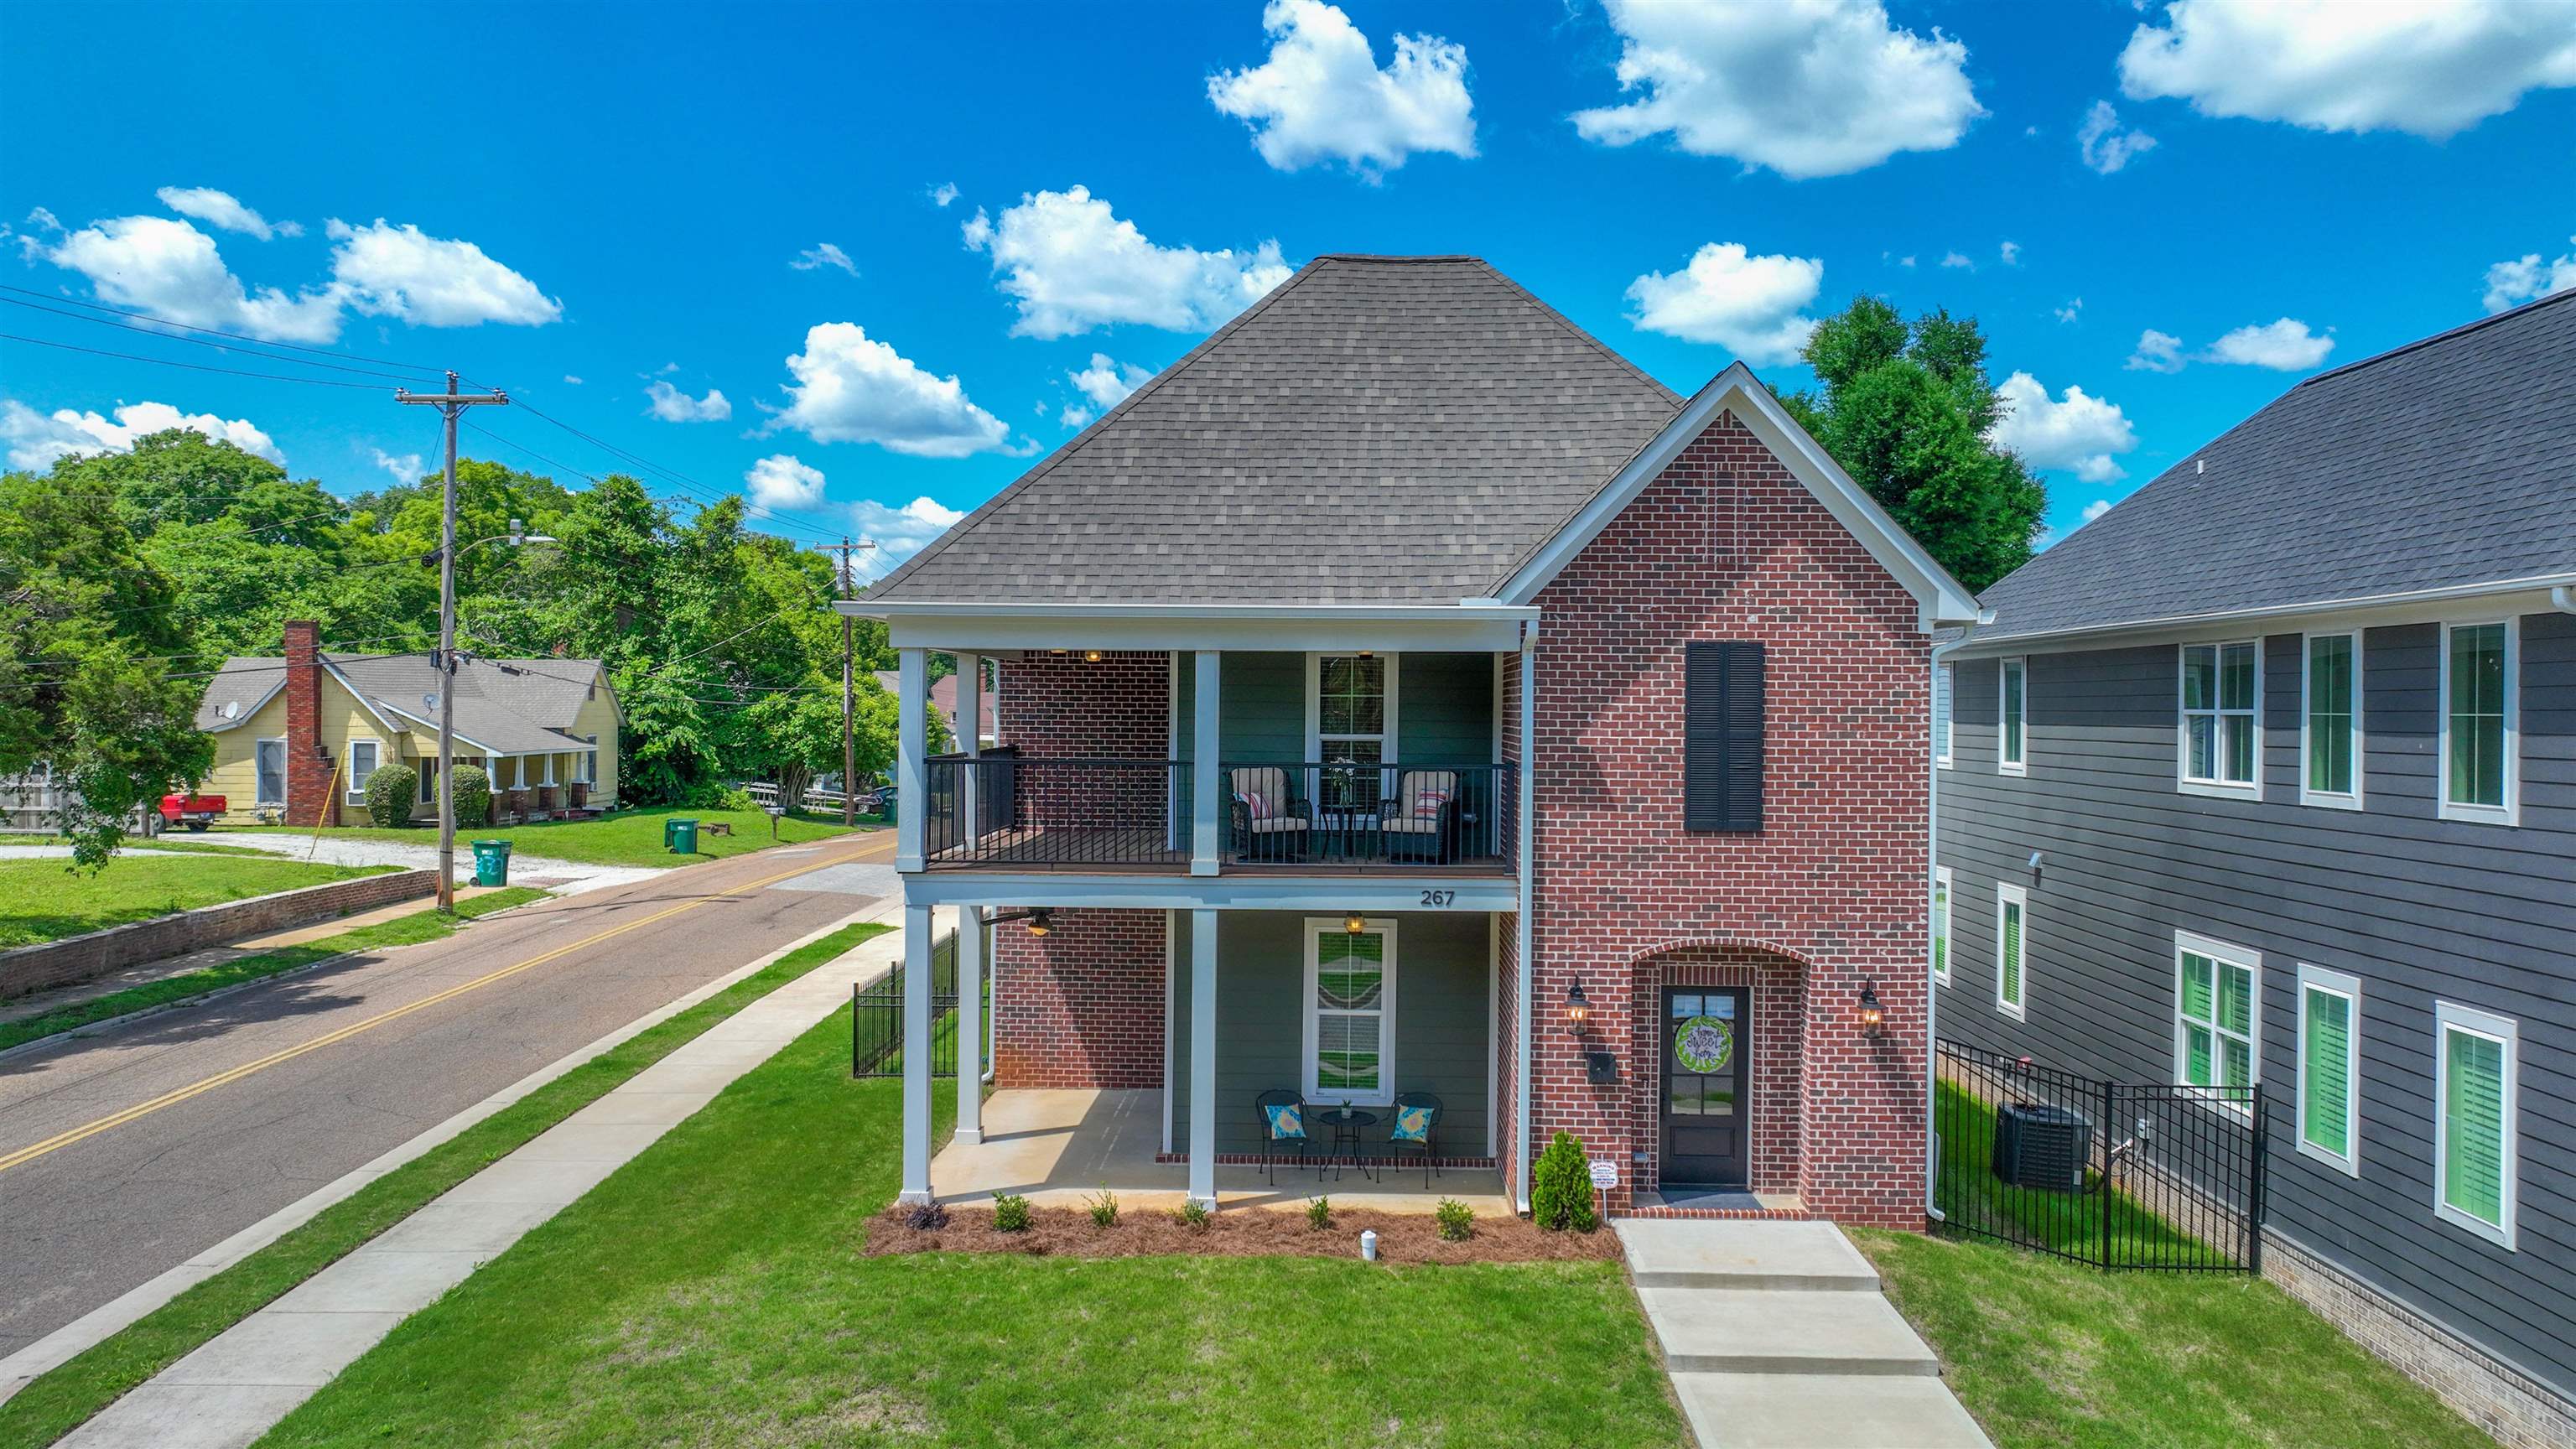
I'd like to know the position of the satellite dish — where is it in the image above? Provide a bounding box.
[220,700,241,720]
[423,693,440,711]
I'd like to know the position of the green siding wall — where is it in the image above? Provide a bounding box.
[1173,652,1493,766]
[1171,911,1493,1158]
[1398,652,1496,765]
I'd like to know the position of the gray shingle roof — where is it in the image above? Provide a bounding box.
[865,255,1685,605]
[195,652,606,756]
[1977,289,2576,644]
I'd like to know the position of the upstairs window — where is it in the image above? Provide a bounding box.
[2300,633,2361,808]
[2439,621,2516,824]
[2181,642,2259,794]
[1997,657,2027,776]
[1313,652,1390,809]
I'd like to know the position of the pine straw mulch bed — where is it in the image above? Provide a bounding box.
[864,1206,1622,1265]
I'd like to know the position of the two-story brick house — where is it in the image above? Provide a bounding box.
[849,255,1979,1224]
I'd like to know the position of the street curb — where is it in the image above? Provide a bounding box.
[0,894,558,1068]
[0,895,905,1405]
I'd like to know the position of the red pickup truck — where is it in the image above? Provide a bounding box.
[158,792,226,831]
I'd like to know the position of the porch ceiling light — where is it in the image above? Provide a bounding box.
[1858,979,1885,1036]
[1343,911,1366,935]
[1026,908,1053,937]
[1083,649,1104,662]
[1565,978,1589,1032]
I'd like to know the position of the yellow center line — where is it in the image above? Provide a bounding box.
[0,840,883,1176]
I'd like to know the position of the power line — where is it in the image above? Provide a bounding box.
[0,295,439,386]
[0,283,446,373]
[0,332,401,392]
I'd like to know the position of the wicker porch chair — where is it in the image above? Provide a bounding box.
[1228,766,1312,863]
[1379,770,1460,865]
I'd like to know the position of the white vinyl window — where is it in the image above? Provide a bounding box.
[2438,621,2517,825]
[1309,652,1395,811]
[576,736,597,786]
[1303,917,1397,1106]
[1997,657,2027,775]
[255,738,288,805]
[1935,663,1954,768]
[345,739,381,802]
[1932,867,1953,986]
[2295,964,2361,1176]
[2180,641,2260,795]
[1994,882,2027,1020]
[2433,1001,2517,1249]
[2299,632,2362,808]
[2175,932,2260,1111]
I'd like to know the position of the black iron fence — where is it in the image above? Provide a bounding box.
[1933,1040,2266,1272]
[851,927,972,1078]
[1220,761,1514,870]
[920,753,1188,870]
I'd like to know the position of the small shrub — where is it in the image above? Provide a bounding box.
[904,1200,949,1231]
[1435,1197,1475,1242]
[1086,1187,1119,1228]
[1171,1197,1211,1229]
[991,1193,1031,1232]
[1306,1195,1332,1230]
[1531,1130,1598,1233]
[450,764,492,829]
[364,764,418,828]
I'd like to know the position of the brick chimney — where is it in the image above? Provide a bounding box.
[281,621,339,827]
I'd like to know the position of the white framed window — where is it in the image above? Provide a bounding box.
[2174,932,2260,1110]
[345,739,381,802]
[255,737,288,805]
[576,736,597,786]
[1932,867,1953,986]
[2433,1001,2518,1249]
[2438,620,2517,825]
[1994,882,2027,1020]
[2295,964,2361,1176]
[1303,917,1397,1106]
[2298,631,2362,809]
[1997,657,2027,775]
[2179,641,2261,796]
[1307,652,1397,810]
[1935,663,1954,768]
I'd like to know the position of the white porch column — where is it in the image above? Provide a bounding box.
[1513,632,1537,1214]
[957,652,983,851]
[1191,650,1221,876]
[898,901,936,1204]
[954,905,985,1145]
[896,647,927,872]
[1188,907,1219,1208]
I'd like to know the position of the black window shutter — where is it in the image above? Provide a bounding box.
[1685,641,1765,832]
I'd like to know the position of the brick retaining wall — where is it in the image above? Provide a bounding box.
[0,868,439,1001]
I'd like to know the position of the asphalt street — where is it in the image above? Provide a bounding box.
[0,829,896,1360]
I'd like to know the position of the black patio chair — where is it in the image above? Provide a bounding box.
[1254,1088,1314,1187]
[1228,766,1313,863]
[1380,770,1461,865]
[1386,1092,1443,1189]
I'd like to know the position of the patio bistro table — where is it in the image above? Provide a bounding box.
[1310,1104,1379,1182]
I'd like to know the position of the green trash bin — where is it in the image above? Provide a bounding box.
[667,817,700,855]
[471,839,512,887]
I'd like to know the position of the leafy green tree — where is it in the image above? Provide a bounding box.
[1784,297,2048,591]
[0,471,215,865]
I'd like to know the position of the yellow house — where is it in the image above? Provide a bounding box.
[194,621,621,826]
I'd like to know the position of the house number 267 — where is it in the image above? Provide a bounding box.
[1419,890,1456,907]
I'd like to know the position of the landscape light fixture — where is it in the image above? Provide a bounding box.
[1857,979,1885,1036]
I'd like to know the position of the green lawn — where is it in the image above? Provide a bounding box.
[0,855,393,950]
[253,1015,1687,1447]
[0,887,550,1053]
[0,921,893,1449]
[0,834,278,858]
[1853,1229,2494,1449]
[221,806,873,868]
[1932,1078,2220,1264]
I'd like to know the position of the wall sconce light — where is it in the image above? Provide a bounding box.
[1565,978,1590,1033]
[994,907,1055,937]
[1083,649,1104,662]
[1857,979,1885,1036]
[1343,911,1366,935]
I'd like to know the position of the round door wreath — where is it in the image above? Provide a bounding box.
[1675,1015,1734,1074]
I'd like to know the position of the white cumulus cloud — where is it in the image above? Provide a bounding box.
[929,182,959,208]
[2205,318,2334,370]
[2076,101,2158,174]
[852,496,967,569]
[1623,242,1824,365]
[1571,0,1981,179]
[2127,329,2185,373]
[792,242,857,275]
[963,185,1292,339]
[2118,0,2576,138]
[155,186,299,240]
[1940,251,1975,270]
[644,379,732,423]
[744,454,827,511]
[1208,0,1475,177]
[2081,499,2114,524]
[1990,372,2139,484]
[2055,298,2085,324]
[2482,236,2576,313]
[44,215,341,342]
[763,322,1012,458]
[371,448,423,483]
[1,397,283,470]
[2000,241,2022,266]
[325,219,561,328]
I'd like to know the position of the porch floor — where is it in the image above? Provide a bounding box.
[932,1088,1511,1216]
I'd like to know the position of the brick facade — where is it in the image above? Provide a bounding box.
[1628,949,1807,1196]
[0,868,437,1002]
[991,907,1166,1089]
[1519,408,1931,1225]
[281,620,340,828]
[991,652,1171,834]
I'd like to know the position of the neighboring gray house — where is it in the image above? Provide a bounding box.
[1936,290,2573,1444]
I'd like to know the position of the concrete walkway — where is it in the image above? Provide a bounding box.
[1618,1219,1992,1449]
[52,906,915,1449]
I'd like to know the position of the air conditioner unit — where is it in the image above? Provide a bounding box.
[1992,1102,2091,1193]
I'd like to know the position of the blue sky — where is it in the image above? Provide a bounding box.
[4,1,2572,577]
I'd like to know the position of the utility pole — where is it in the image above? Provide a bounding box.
[397,370,508,911]
[818,538,878,823]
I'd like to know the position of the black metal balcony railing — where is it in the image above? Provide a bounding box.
[917,752,1514,874]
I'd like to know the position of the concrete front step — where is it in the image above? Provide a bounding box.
[1616,1219,1881,1291]
[1670,1371,1994,1449]
[1637,1287,1941,1376]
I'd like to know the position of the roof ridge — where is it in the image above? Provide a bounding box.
[864,254,1333,600]
[2297,287,2575,388]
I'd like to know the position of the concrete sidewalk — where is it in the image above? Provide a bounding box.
[49,906,916,1449]
[1618,1219,1992,1449]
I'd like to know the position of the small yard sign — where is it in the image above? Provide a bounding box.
[1588,1159,1620,1190]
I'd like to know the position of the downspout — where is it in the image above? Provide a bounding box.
[1514,622,1538,1214]
[2552,585,2576,616]
[1923,608,1994,1222]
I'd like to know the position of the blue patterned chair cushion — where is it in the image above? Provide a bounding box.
[1263,1103,1306,1140]
[1389,1104,1436,1142]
